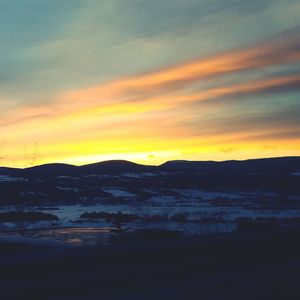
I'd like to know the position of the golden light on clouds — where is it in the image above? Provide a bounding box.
[1,32,300,167]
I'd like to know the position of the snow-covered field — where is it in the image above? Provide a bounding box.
[1,186,300,245]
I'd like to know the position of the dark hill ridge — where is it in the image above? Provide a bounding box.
[24,163,78,176]
[0,156,300,177]
[0,167,22,176]
[160,156,300,175]
[0,157,300,203]
[80,160,156,174]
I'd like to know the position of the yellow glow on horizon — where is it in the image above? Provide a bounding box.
[1,34,300,168]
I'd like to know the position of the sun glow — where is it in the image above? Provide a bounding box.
[1,32,300,167]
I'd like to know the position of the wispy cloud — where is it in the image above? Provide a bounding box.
[1,1,300,166]
[3,30,300,126]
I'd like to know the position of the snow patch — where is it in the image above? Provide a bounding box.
[102,188,136,197]
[0,175,25,182]
[56,186,81,192]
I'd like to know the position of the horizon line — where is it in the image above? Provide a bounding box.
[1,155,299,170]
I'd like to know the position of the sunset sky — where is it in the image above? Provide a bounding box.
[1,0,300,167]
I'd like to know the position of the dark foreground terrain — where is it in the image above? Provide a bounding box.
[1,157,300,299]
[1,226,300,300]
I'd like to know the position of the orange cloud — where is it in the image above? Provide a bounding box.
[1,32,300,167]
[2,31,300,125]
[57,32,300,111]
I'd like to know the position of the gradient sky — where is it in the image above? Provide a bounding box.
[1,0,300,167]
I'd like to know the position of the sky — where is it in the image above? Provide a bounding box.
[0,0,300,167]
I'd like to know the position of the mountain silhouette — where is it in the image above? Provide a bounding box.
[0,156,300,177]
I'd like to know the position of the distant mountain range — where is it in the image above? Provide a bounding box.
[1,156,300,177]
[1,157,300,205]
